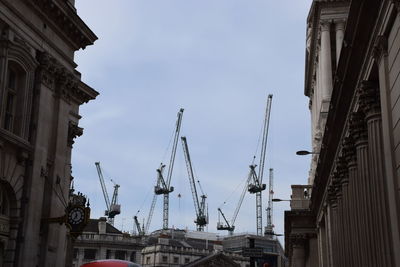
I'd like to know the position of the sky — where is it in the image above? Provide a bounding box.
[72,0,313,244]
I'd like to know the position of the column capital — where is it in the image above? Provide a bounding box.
[392,0,400,13]
[320,20,331,32]
[349,111,368,142]
[358,80,381,118]
[372,35,388,63]
[337,155,349,185]
[342,136,357,166]
[290,234,308,248]
[334,19,346,31]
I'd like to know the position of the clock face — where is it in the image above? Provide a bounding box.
[68,207,85,225]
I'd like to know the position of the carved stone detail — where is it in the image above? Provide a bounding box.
[358,81,381,117]
[342,136,356,165]
[67,122,83,148]
[349,111,367,142]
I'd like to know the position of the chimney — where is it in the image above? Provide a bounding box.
[98,217,107,234]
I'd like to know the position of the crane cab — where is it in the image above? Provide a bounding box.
[248,183,266,194]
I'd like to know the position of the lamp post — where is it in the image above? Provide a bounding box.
[272,198,290,202]
[295,150,319,155]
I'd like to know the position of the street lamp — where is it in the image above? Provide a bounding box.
[296,150,320,155]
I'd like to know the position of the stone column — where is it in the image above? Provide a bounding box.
[359,81,392,266]
[326,185,337,267]
[291,235,306,267]
[320,21,333,100]
[350,111,375,267]
[337,155,350,267]
[343,137,358,267]
[335,20,345,63]
[334,175,345,267]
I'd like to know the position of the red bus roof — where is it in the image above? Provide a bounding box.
[80,260,141,267]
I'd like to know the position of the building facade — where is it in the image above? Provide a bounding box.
[0,0,97,266]
[285,0,400,266]
[72,218,145,267]
[141,229,248,267]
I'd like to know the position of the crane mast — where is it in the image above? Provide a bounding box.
[265,168,274,236]
[181,136,208,231]
[247,94,273,236]
[154,108,184,230]
[95,162,121,225]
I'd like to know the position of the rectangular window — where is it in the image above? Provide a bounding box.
[84,249,96,260]
[146,256,151,264]
[73,249,79,259]
[173,257,179,263]
[162,256,168,263]
[115,250,126,260]
[185,258,190,263]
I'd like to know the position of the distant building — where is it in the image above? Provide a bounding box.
[285,0,400,266]
[141,229,247,267]
[0,0,97,266]
[72,218,145,267]
[223,234,286,267]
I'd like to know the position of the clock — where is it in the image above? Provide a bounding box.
[67,206,85,225]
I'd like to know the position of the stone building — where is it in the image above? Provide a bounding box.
[72,218,145,267]
[0,0,97,266]
[141,229,248,267]
[285,0,400,266]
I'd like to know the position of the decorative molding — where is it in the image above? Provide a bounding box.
[67,121,83,148]
[37,52,96,104]
[320,20,331,32]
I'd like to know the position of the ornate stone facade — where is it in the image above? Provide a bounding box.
[0,0,98,266]
[285,0,400,266]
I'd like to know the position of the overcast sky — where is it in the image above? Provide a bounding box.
[72,0,313,244]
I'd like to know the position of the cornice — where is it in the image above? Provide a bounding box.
[23,0,97,51]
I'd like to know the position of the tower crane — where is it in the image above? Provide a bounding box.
[95,162,121,226]
[154,108,184,230]
[265,168,275,236]
[181,136,208,231]
[247,94,273,236]
[217,170,252,235]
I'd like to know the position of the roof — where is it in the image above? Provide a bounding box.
[83,219,122,235]
[183,252,240,267]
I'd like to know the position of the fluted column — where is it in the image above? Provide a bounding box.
[335,20,345,63]
[359,81,393,266]
[320,21,333,100]
[350,111,375,267]
[326,185,337,267]
[343,137,358,267]
[334,173,346,267]
[337,154,350,267]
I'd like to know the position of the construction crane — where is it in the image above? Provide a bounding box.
[95,162,121,226]
[181,136,208,231]
[154,108,184,230]
[247,94,273,236]
[133,215,145,236]
[217,171,252,235]
[265,168,274,236]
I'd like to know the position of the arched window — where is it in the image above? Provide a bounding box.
[3,61,26,136]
